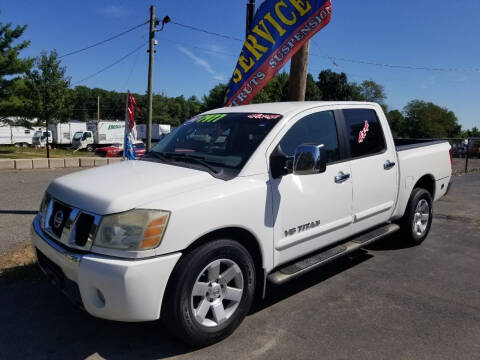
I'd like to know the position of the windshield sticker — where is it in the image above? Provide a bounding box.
[247,114,281,119]
[196,114,227,123]
[358,120,370,143]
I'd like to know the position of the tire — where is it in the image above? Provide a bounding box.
[400,188,433,245]
[162,239,256,347]
[86,145,94,152]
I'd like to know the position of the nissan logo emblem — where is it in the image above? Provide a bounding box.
[53,210,64,229]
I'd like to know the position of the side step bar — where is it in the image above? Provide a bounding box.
[268,223,400,285]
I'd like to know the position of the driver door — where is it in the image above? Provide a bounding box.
[269,110,353,266]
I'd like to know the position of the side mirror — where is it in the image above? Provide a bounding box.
[293,144,327,175]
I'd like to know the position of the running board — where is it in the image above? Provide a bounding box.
[268,223,400,285]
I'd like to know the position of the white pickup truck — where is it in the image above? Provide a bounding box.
[31,102,452,346]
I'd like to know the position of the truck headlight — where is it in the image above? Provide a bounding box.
[94,209,170,250]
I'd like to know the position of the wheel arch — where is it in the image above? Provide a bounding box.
[177,226,266,300]
[413,174,435,198]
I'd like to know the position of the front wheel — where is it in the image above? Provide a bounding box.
[86,145,94,152]
[400,188,433,245]
[162,239,256,346]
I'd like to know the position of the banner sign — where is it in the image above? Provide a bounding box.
[124,93,140,160]
[224,0,332,106]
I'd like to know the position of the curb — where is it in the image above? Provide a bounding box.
[0,157,123,171]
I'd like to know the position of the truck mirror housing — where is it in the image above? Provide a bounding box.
[293,144,327,175]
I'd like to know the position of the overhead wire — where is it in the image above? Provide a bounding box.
[71,42,148,86]
[170,21,243,42]
[59,20,148,58]
[168,22,480,74]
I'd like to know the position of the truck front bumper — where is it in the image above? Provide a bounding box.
[31,215,181,322]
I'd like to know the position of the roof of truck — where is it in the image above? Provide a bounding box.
[204,101,380,117]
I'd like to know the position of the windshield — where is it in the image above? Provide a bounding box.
[73,131,83,140]
[149,113,281,171]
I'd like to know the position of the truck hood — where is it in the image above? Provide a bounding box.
[47,161,220,215]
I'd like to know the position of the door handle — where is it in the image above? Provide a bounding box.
[384,160,396,170]
[335,172,350,183]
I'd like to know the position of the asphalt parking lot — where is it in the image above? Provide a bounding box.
[0,169,479,360]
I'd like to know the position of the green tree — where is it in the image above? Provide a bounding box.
[317,70,359,101]
[0,17,33,118]
[359,80,386,104]
[202,83,228,111]
[403,100,461,138]
[462,126,480,138]
[25,50,72,123]
[387,109,407,137]
[305,73,322,101]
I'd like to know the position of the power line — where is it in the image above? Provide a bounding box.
[71,42,147,86]
[170,21,243,42]
[310,40,480,73]
[168,22,480,74]
[59,21,148,58]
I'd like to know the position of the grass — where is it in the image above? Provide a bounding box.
[0,243,41,286]
[0,146,97,159]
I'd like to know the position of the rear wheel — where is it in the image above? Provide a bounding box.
[86,145,94,152]
[400,188,433,245]
[163,239,256,347]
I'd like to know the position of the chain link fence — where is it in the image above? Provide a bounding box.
[447,137,480,174]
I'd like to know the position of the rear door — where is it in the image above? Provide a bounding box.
[340,107,398,233]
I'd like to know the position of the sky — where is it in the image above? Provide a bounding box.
[1,0,479,129]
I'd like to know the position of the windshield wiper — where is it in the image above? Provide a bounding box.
[160,152,219,174]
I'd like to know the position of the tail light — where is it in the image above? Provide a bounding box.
[449,147,453,170]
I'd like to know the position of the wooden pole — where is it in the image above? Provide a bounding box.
[146,5,155,151]
[288,41,310,101]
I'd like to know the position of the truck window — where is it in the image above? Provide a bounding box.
[278,111,340,163]
[343,109,386,158]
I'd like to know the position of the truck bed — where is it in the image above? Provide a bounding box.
[394,138,449,151]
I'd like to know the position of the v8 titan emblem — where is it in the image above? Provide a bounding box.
[284,220,321,237]
[53,209,64,229]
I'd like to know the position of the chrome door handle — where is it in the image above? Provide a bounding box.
[335,172,350,183]
[384,160,396,170]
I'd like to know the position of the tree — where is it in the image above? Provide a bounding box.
[25,50,72,124]
[305,73,322,101]
[387,109,407,137]
[359,80,386,104]
[403,100,461,138]
[317,70,360,101]
[462,126,480,138]
[202,83,228,111]
[0,17,33,118]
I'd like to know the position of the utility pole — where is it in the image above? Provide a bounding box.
[246,0,255,36]
[45,119,50,159]
[147,5,156,151]
[97,96,100,121]
[288,41,310,101]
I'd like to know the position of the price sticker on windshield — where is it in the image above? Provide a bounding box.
[248,114,281,119]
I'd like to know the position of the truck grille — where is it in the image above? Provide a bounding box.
[42,195,101,251]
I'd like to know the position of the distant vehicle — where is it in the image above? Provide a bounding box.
[94,143,124,157]
[136,124,171,141]
[468,139,480,158]
[32,130,53,147]
[0,125,40,147]
[73,120,126,151]
[95,142,146,158]
[32,122,87,147]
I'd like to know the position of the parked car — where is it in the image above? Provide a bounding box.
[118,142,147,158]
[94,143,123,158]
[31,102,452,346]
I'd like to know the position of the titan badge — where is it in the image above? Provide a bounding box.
[284,220,321,237]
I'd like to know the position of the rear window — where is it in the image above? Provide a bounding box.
[343,109,386,158]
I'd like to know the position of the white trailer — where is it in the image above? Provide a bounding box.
[72,120,127,151]
[136,124,171,141]
[0,125,38,146]
[48,122,87,146]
